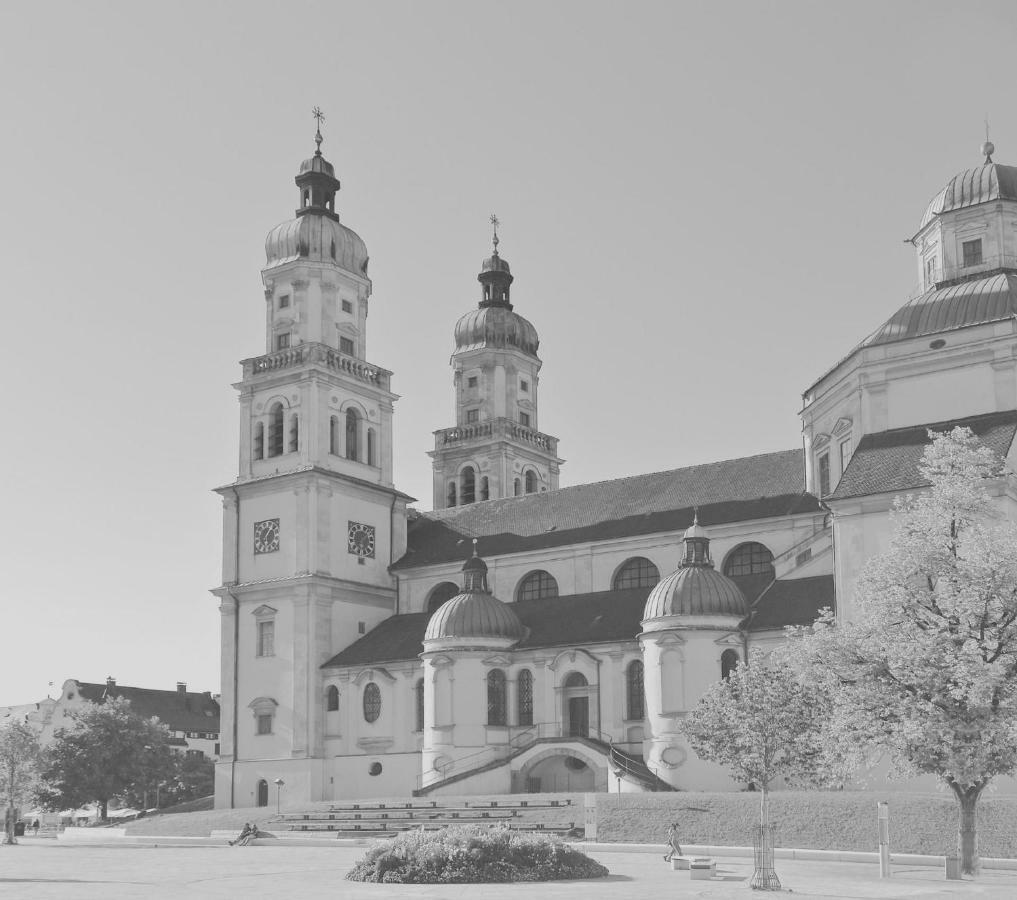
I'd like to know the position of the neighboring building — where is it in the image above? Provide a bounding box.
[214,131,1017,808]
[39,679,221,760]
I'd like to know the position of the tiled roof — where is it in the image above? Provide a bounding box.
[746,575,836,632]
[324,577,777,668]
[396,450,818,569]
[74,682,220,734]
[829,410,1017,501]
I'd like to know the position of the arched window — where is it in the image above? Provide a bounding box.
[461,466,476,505]
[487,669,507,726]
[480,476,489,501]
[517,570,558,602]
[626,660,645,720]
[721,649,740,680]
[345,409,359,462]
[564,671,587,688]
[302,189,309,207]
[517,669,533,726]
[256,779,269,807]
[524,470,537,493]
[613,557,660,590]
[446,481,457,508]
[426,582,460,614]
[288,413,299,453]
[330,238,336,260]
[363,683,381,723]
[267,403,284,457]
[326,685,339,712]
[253,422,264,460]
[367,428,376,467]
[415,678,425,732]
[723,542,775,578]
[513,478,521,496]
[329,415,339,455]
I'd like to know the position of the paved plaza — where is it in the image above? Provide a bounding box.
[1,840,1017,900]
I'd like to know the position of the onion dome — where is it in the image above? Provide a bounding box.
[264,109,369,277]
[454,305,539,355]
[642,514,749,630]
[919,144,1017,232]
[424,547,526,648]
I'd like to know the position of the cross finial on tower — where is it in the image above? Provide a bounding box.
[312,106,325,155]
[490,213,500,255]
[472,537,479,557]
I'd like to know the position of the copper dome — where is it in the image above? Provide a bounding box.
[424,590,526,644]
[920,162,1017,231]
[454,306,539,356]
[265,216,369,275]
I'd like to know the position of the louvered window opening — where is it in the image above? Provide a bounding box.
[268,404,284,457]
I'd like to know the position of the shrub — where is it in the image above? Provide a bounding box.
[345,825,609,883]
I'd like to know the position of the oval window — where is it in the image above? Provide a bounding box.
[368,761,382,776]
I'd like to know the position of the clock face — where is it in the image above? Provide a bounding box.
[253,518,280,554]
[348,521,376,558]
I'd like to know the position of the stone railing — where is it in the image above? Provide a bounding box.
[243,342,392,390]
[434,417,558,454]
[909,253,1017,299]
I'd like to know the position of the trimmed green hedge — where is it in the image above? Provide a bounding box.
[596,791,1017,857]
[346,825,609,883]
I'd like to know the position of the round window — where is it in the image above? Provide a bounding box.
[368,761,382,776]
[660,747,686,769]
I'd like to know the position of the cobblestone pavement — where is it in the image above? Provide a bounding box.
[1,841,1016,899]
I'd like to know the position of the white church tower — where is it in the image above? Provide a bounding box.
[429,219,563,508]
[213,113,409,808]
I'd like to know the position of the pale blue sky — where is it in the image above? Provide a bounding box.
[3,0,1016,705]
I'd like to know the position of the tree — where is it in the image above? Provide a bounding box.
[119,753,214,810]
[0,721,41,845]
[678,649,831,889]
[35,697,173,822]
[788,427,1017,875]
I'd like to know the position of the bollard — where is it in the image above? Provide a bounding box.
[877,801,890,878]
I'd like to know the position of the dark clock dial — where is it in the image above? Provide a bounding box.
[347,521,376,558]
[253,518,280,554]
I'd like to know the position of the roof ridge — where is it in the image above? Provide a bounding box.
[416,447,802,518]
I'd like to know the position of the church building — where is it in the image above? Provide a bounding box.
[213,128,1017,808]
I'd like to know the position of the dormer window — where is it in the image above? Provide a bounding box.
[278,294,290,309]
[962,239,983,267]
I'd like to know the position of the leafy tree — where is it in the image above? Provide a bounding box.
[119,753,214,810]
[679,649,831,830]
[788,427,1017,875]
[35,697,173,821]
[0,721,41,845]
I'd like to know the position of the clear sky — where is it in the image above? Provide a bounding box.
[3,0,1016,706]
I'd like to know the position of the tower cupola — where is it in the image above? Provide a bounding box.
[478,214,514,308]
[295,107,341,218]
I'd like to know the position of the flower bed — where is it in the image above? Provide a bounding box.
[345,825,609,883]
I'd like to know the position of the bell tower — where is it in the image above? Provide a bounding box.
[429,218,563,509]
[212,111,410,809]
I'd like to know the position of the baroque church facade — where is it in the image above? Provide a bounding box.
[213,131,1017,808]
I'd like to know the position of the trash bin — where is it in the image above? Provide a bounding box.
[13,822,25,837]
[945,855,962,880]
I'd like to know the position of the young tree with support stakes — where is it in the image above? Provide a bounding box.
[0,721,41,846]
[788,427,1017,876]
[35,696,173,822]
[679,649,830,890]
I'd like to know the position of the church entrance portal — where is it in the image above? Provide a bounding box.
[562,672,594,738]
[256,779,269,807]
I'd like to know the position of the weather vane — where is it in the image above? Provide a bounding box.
[490,213,500,254]
[312,106,325,154]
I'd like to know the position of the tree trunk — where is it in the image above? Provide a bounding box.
[759,784,770,828]
[949,781,984,876]
[3,801,15,845]
[100,798,108,823]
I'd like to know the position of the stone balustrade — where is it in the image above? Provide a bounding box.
[434,417,558,454]
[243,342,392,390]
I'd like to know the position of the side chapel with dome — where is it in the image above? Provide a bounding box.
[212,129,1017,807]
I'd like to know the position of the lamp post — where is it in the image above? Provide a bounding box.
[273,778,285,814]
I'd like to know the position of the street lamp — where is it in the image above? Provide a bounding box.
[273,778,285,814]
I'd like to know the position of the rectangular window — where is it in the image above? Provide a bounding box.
[519,412,530,428]
[925,256,936,286]
[278,295,290,309]
[342,299,353,314]
[818,452,831,498]
[466,409,479,424]
[962,239,983,267]
[186,749,204,759]
[520,379,529,392]
[256,714,273,735]
[467,376,478,388]
[256,620,274,657]
[840,437,852,474]
[275,333,290,350]
[340,336,355,355]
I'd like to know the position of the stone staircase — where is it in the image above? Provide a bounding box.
[272,794,582,837]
